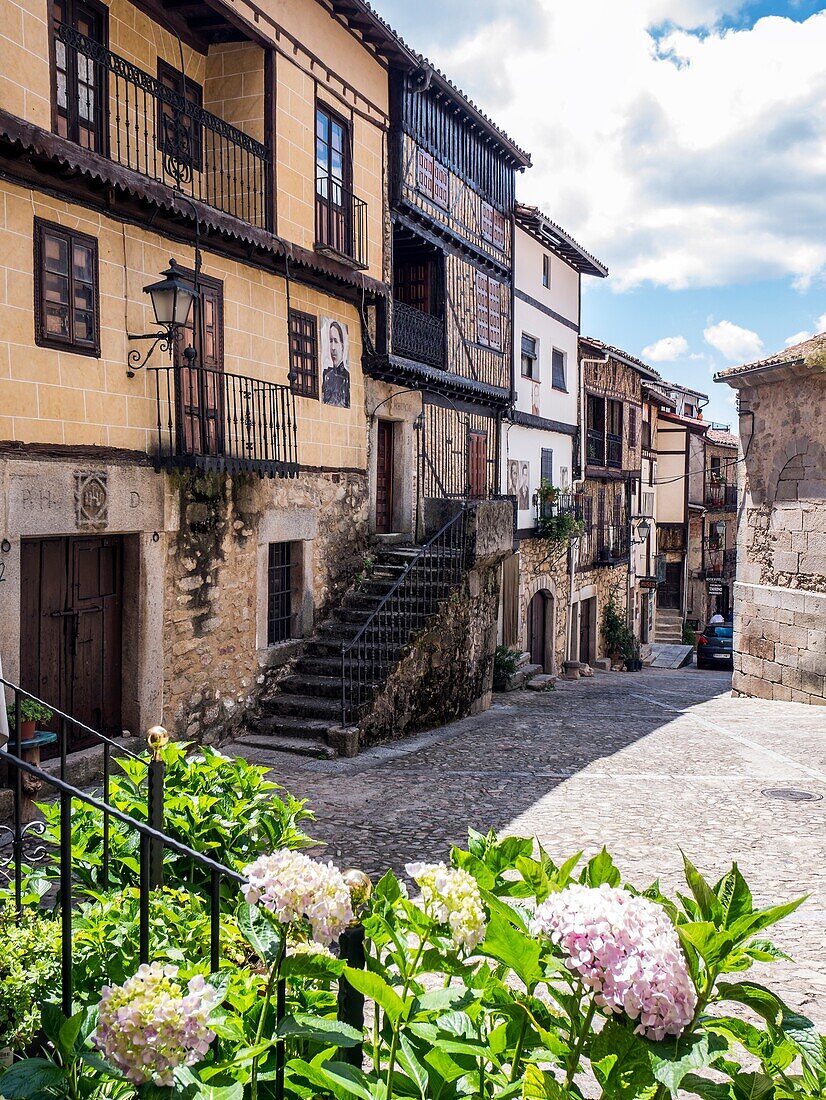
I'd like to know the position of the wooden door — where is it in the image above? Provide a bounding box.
[375,420,395,534]
[528,593,546,671]
[468,430,488,500]
[176,282,223,457]
[659,563,682,610]
[315,105,350,254]
[20,536,123,748]
[579,597,593,664]
[52,0,107,154]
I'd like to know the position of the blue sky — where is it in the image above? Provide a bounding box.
[378,0,826,424]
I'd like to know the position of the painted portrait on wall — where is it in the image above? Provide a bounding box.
[517,460,530,511]
[507,459,519,501]
[320,317,351,408]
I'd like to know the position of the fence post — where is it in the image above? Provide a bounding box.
[146,725,168,890]
[337,869,372,1067]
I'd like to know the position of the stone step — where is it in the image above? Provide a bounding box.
[279,673,343,699]
[515,651,532,668]
[526,674,556,691]
[305,636,402,662]
[263,693,341,720]
[235,733,336,759]
[317,620,362,640]
[252,714,335,739]
[504,663,543,690]
[298,656,345,677]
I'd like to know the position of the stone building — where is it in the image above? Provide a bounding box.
[715,334,826,704]
[498,205,607,675]
[694,427,738,624]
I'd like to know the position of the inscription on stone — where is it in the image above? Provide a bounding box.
[74,471,109,531]
[20,486,61,511]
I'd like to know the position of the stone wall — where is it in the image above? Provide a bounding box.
[516,536,571,672]
[164,468,369,742]
[733,582,826,704]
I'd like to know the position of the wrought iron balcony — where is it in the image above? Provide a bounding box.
[586,428,605,466]
[705,479,738,509]
[150,365,299,478]
[53,23,271,228]
[607,432,622,469]
[535,490,583,523]
[392,300,445,367]
[592,521,630,565]
[315,171,368,269]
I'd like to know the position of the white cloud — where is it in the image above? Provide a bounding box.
[785,330,812,346]
[815,313,826,333]
[703,320,763,361]
[413,4,826,291]
[642,335,690,361]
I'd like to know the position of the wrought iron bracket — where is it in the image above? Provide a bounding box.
[126,331,173,377]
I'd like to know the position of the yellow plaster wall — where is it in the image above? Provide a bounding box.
[0,180,367,470]
[0,0,52,131]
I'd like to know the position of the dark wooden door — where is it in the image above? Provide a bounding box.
[176,281,223,458]
[528,593,546,671]
[376,420,395,533]
[315,105,350,254]
[579,597,593,664]
[20,536,123,748]
[659,563,682,610]
[468,431,488,500]
[52,0,107,154]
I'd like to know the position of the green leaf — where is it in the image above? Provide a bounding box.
[478,911,543,991]
[317,1059,377,1100]
[276,1014,362,1048]
[411,986,472,1017]
[728,898,806,944]
[681,1073,733,1100]
[0,1058,66,1098]
[237,903,283,964]
[398,1032,429,1099]
[678,922,735,968]
[647,1032,728,1097]
[522,1064,569,1099]
[590,1019,656,1099]
[706,1017,796,1074]
[342,966,406,1024]
[715,864,754,928]
[682,853,724,926]
[731,1072,776,1100]
[584,848,621,888]
[743,939,793,964]
[713,978,823,1075]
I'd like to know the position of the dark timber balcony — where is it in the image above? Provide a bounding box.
[392,300,445,368]
[53,23,271,228]
[150,366,299,478]
[315,171,368,269]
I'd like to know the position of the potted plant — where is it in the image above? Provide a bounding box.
[625,635,644,672]
[5,699,53,742]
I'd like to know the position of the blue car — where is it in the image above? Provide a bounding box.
[696,622,734,670]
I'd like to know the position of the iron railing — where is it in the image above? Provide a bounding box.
[392,300,445,367]
[586,428,604,466]
[705,480,737,509]
[315,171,368,269]
[150,365,299,478]
[53,23,271,228]
[340,507,469,725]
[607,432,622,469]
[577,515,630,568]
[535,491,584,523]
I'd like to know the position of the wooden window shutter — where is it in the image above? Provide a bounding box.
[480,201,494,241]
[487,278,502,350]
[541,448,554,485]
[502,552,519,648]
[492,209,506,251]
[416,147,434,198]
[629,405,638,447]
[433,161,449,209]
[476,271,489,346]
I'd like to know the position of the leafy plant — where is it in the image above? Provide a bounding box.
[36,743,315,896]
[0,906,61,1052]
[603,585,635,660]
[683,621,698,647]
[493,645,521,691]
[6,699,53,727]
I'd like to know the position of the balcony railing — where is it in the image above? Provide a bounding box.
[392,300,445,367]
[705,480,737,509]
[54,23,271,228]
[536,491,584,523]
[607,432,622,469]
[586,428,605,466]
[315,171,368,269]
[150,365,299,478]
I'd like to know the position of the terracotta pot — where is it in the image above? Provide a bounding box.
[20,719,36,741]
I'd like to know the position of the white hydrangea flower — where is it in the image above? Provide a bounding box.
[242,849,353,945]
[406,861,487,951]
[94,963,219,1086]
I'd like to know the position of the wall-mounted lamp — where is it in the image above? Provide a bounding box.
[126,260,197,376]
[633,517,651,544]
[715,519,727,548]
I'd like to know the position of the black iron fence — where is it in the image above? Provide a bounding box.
[150,365,299,478]
[315,171,368,269]
[392,300,445,367]
[705,480,738,509]
[54,23,272,228]
[340,507,469,725]
[535,490,584,522]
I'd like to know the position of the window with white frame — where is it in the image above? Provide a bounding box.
[521,333,539,379]
[551,348,566,391]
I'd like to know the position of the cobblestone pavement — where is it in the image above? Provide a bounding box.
[231,666,826,1024]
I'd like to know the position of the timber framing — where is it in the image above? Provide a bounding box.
[364,352,511,409]
[507,409,577,436]
[0,110,389,305]
[391,209,510,279]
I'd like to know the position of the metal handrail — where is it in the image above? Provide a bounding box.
[340,507,469,725]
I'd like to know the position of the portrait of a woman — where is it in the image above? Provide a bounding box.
[321,318,351,408]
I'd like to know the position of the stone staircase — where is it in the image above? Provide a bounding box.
[655,607,684,645]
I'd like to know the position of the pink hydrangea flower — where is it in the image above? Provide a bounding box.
[531,884,697,1040]
[242,849,353,944]
[94,963,219,1085]
[406,861,487,951]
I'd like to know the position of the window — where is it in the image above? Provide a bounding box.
[642,417,652,451]
[267,542,297,645]
[521,334,538,379]
[586,394,605,465]
[288,310,318,398]
[542,254,551,288]
[559,465,569,490]
[710,454,722,479]
[684,401,696,418]
[175,274,224,457]
[480,201,494,242]
[468,430,488,499]
[629,405,638,448]
[607,399,623,468]
[642,491,655,517]
[492,210,506,251]
[34,219,100,356]
[540,448,554,485]
[157,59,203,170]
[476,273,503,350]
[433,162,450,209]
[316,104,351,254]
[416,147,434,198]
[551,348,566,390]
[52,0,107,152]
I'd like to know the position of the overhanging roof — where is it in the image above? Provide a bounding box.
[515,204,607,278]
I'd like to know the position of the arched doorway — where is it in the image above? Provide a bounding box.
[527,590,555,673]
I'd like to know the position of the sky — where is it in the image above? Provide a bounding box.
[376,0,826,425]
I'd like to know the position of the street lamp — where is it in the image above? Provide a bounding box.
[715,519,727,548]
[633,516,651,544]
[127,259,198,376]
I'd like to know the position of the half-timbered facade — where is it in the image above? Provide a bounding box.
[363,61,531,536]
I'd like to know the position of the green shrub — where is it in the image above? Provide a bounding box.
[683,620,698,646]
[492,644,520,690]
[0,906,60,1052]
[602,585,635,660]
[5,699,53,728]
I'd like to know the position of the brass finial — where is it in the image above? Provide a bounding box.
[146,725,169,761]
[342,868,372,920]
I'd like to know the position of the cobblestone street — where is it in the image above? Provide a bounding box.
[235,666,826,1024]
